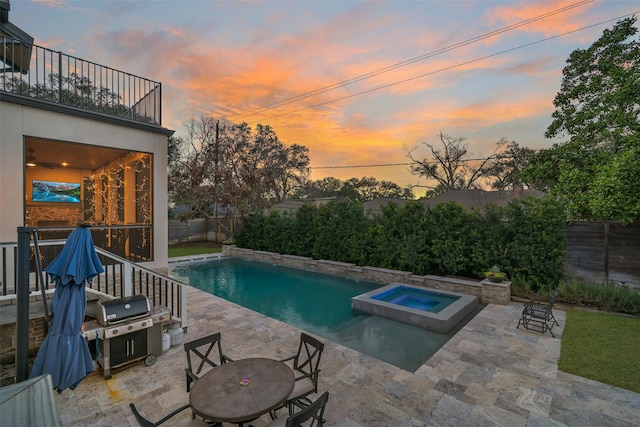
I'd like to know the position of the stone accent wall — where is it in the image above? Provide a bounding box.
[0,318,47,364]
[411,275,482,299]
[480,279,512,305]
[26,205,83,226]
[223,246,511,305]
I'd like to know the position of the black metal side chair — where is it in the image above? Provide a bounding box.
[278,332,325,415]
[264,391,329,427]
[129,403,211,427]
[184,332,234,392]
[517,287,560,337]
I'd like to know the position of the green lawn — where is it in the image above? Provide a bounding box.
[559,309,640,393]
[168,246,222,258]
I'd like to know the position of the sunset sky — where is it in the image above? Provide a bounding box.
[10,0,639,193]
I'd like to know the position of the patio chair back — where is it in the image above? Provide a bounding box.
[184,332,233,392]
[286,391,329,427]
[516,287,561,337]
[130,403,209,427]
[292,332,324,391]
[275,332,326,415]
[264,391,329,427]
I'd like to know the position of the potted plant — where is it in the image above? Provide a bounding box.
[484,265,507,283]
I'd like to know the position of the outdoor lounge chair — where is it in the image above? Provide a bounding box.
[129,402,213,427]
[264,391,329,427]
[275,332,325,415]
[517,287,560,337]
[184,332,233,392]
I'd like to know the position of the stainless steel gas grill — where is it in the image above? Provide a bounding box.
[83,295,171,378]
[97,294,150,325]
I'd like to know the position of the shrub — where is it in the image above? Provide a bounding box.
[235,197,567,286]
[512,277,640,315]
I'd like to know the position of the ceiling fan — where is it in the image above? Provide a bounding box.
[25,148,61,169]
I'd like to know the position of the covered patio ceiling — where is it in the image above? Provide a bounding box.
[25,138,142,171]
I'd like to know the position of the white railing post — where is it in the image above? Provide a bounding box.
[180,285,188,329]
[123,261,133,297]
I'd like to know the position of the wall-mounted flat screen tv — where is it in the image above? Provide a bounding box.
[32,180,81,203]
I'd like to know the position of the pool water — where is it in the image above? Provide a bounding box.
[371,285,458,312]
[169,257,481,372]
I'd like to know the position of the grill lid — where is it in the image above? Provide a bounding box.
[97,295,150,326]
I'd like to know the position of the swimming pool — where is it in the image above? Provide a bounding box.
[168,257,482,372]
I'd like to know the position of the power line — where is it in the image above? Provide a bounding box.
[312,163,412,169]
[248,10,639,125]
[228,0,595,122]
[312,158,491,169]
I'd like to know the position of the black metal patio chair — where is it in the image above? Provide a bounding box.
[264,391,329,427]
[129,402,213,427]
[517,287,560,337]
[273,332,325,416]
[184,332,234,392]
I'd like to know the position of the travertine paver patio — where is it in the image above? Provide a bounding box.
[52,284,640,426]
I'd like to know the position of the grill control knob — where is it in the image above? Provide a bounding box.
[128,325,133,331]
[112,329,119,335]
[141,321,147,327]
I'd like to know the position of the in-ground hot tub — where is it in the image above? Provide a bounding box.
[351,283,478,333]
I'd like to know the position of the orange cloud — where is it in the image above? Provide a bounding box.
[83,2,580,191]
[487,0,597,38]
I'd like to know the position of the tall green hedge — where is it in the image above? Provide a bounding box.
[235,197,566,289]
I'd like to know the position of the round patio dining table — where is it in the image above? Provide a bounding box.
[189,357,295,425]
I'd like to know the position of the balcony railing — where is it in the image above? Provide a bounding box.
[0,38,161,125]
[0,233,187,329]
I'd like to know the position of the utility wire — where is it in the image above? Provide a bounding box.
[248,10,640,125]
[312,158,491,169]
[228,0,595,122]
[312,163,412,169]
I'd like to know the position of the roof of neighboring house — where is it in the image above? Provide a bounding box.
[364,189,545,216]
[268,197,336,214]
[363,197,411,216]
[422,189,544,210]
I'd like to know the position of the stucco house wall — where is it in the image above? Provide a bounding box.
[0,101,170,268]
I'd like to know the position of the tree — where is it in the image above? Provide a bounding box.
[293,177,344,199]
[167,135,182,167]
[4,72,127,116]
[168,117,311,221]
[293,176,414,201]
[406,132,500,196]
[167,117,217,219]
[545,17,640,146]
[340,177,414,202]
[273,143,311,202]
[247,124,310,203]
[483,140,535,191]
[525,17,640,224]
[214,122,310,215]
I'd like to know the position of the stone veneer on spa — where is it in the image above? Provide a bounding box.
[352,283,479,333]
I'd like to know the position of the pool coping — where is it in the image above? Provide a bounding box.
[221,245,512,305]
[352,282,479,333]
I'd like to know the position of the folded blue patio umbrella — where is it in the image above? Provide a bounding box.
[30,226,105,392]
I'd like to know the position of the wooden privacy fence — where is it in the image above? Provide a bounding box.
[564,221,640,288]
